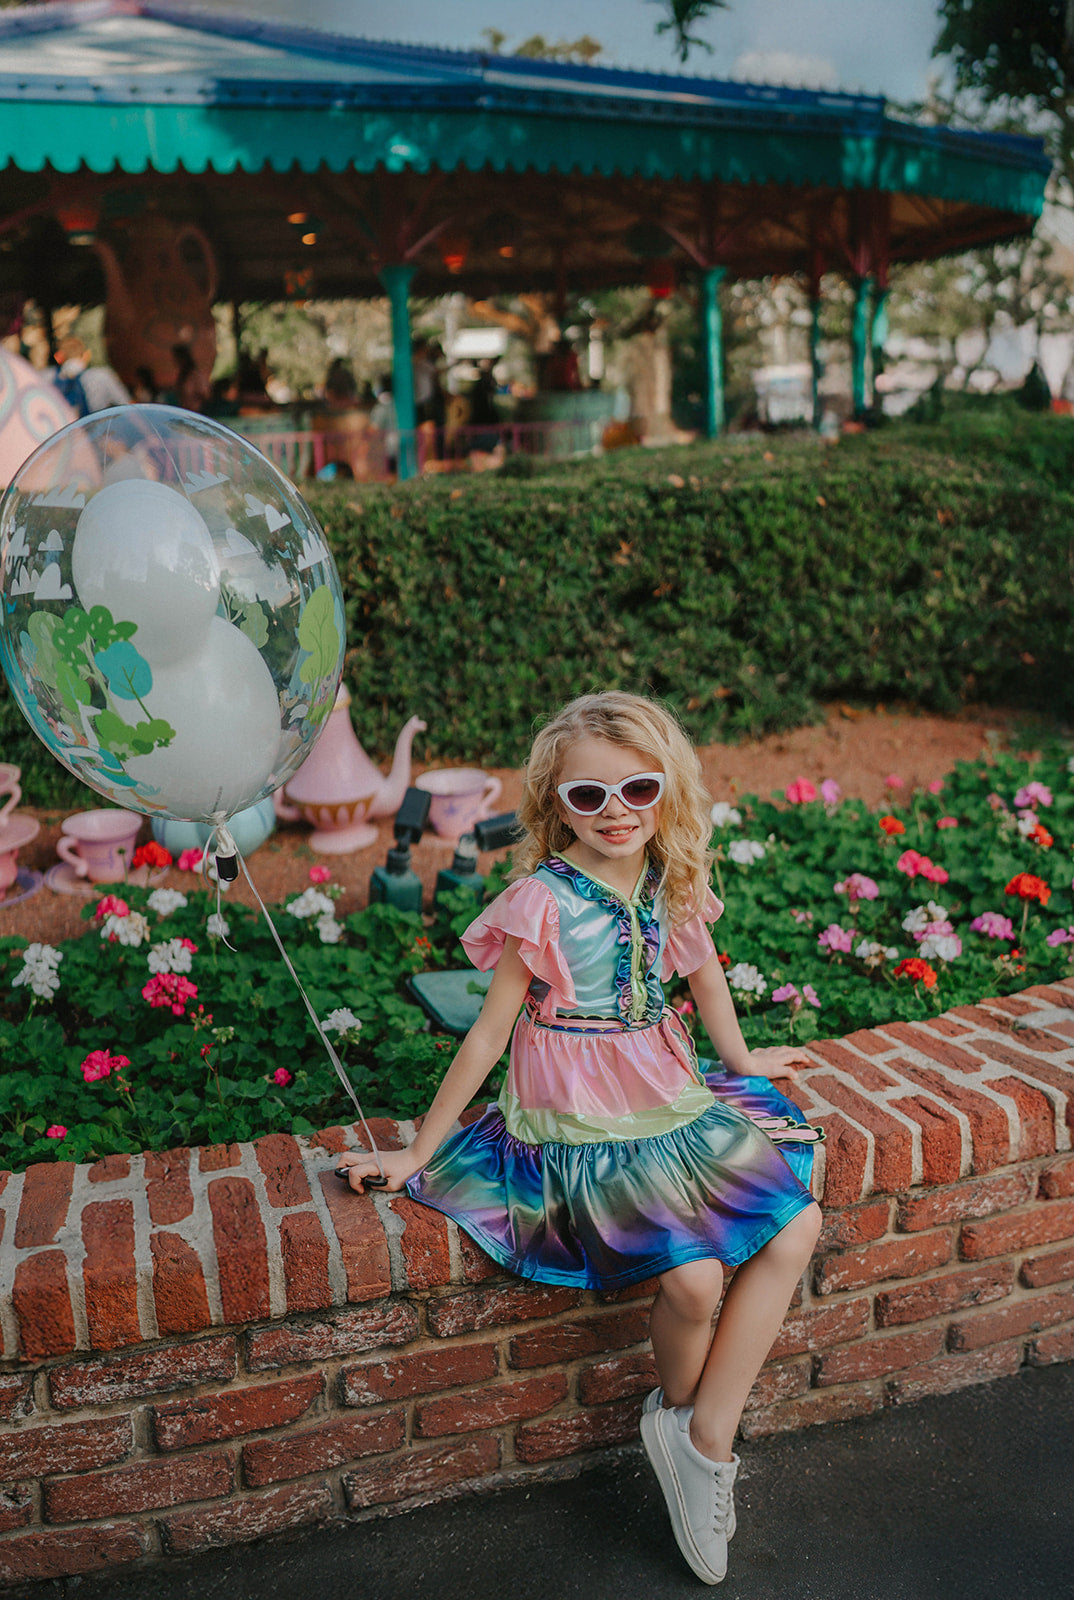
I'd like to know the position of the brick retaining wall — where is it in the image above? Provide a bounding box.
[1,982,1073,1589]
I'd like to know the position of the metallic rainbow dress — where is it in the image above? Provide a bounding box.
[406,858,820,1290]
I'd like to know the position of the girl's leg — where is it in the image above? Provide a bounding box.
[649,1258,724,1408]
[690,1202,823,1462]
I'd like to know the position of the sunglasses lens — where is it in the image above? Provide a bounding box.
[621,777,662,808]
[564,783,608,814]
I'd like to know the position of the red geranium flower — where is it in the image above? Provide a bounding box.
[893,957,938,989]
[133,841,172,869]
[879,815,905,836]
[1005,873,1051,905]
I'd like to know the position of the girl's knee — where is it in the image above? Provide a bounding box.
[657,1258,724,1321]
[774,1202,823,1260]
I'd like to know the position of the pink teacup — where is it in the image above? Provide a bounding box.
[57,809,143,882]
[416,769,503,840]
[0,763,20,827]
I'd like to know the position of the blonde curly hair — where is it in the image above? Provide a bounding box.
[510,691,714,925]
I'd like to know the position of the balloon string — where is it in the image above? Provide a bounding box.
[206,824,385,1182]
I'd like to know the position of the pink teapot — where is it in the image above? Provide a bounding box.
[275,686,426,853]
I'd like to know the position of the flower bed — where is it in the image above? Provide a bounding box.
[1,746,1072,1175]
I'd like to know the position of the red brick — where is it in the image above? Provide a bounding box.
[887,1058,1011,1172]
[768,1297,871,1357]
[814,1113,869,1206]
[162,1480,333,1554]
[427,1283,581,1338]
[279,1211,332,1312]
[1022,1243,1074,1288]
[389,1195,452,1289]
[247,1303,418,1369]
[577,1351,659,1406]
[947,1003,1016,1033]
[145,1148,193,1224]
[82,1197,140,1351]
[1029,1327,1074,1364]
[988,1076,1056,1158]
[840,1027,894,1057]
[948,1288,1073,1352]
[816,1326,944,1386]
[1040,1157,1074,1198]
[983,996,1037,1018]
[992,1056,1074,1130]
[0,1373,33,1421]
[875,1262,1015,1327]
[316,1170,391,1302]
[44,1449,233,1522]
[151,1231,211,1336]
[807,1076,913,1193]
[12,1250,75,1359]
[961,1199,1074,1260]
[417,1373,567,1437]
[890,1095,964,1184]
[342,1343,498,1406]
[886,1340,1023,1403]
[745,1358,809,1409]
[243,1410,404,1486]
[600,1276,661,1304]
[806,1040,899,1089]
[459,1231,500,1282]
[897,1171,1035,1233]
[0,1486,33,1533]
[0,1524,146,1585]
[153,1372,323,1450]
[818,1200,891,1251]
[920,1015,975,1038]
[364,1116,408,1152]
[254,1132,311,1206]
[208,1176,270,1324]
[308,1125,350,1155]
[739,1387,882,1439]
[14,1161,74,1248]
[998,1023,1068,1050]
[878,1022,985,1073]
[344,1437,500,1508]
[516,1398,643,1463]
[1021,982,1074,1009]
[974,1037,1074,1079]
[814,1230,952,1295]
[49,1336,236,1410]
[0,1415,132,1479]
[198,1143,241,1171]
[87,1152,131,1183]
[508,1306,648,1369]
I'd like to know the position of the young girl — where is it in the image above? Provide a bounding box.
[337,691,823,1585]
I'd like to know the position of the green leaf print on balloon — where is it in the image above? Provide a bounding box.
[297,584,341,724]
[236,600,269,650]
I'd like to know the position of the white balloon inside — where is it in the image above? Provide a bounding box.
[124,617,282,822]
[72,478,221,665]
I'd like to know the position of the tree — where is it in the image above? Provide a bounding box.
[479,28,602,65]
[654,1,729,63]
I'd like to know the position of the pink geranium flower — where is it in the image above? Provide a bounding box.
[971,912,1016,940]
[308,865,332,883]
[772,982,821,1010]
[936,817,958,830]
[46,1125,68,1139]
[273,1067,294,1087]
[142,974,198,1016]
[1014,782,1053,810]
[818,923,854,954]
[834,873,879,902]
[785,778,817,804]
[81,1050,130,1083]
[820,779,841,806]
[884,774,905,789]
[927,779,944,794]
[177,848,205,873]
[896,851,948,884]
[93,895,129,920]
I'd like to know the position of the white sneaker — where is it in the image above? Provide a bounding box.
[641,1405,739,1584]
[642,1387,665,1416]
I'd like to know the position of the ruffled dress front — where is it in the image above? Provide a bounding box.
[406,858,818,1289]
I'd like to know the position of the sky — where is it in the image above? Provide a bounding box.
[181,0,950,103]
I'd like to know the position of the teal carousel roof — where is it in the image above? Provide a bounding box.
[0,1,1051,300]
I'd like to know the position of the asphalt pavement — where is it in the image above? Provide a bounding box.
[26,1361,1074,1600]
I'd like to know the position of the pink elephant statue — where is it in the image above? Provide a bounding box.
[95,217,218,407]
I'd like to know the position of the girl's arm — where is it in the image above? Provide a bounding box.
[687,951,807,1084]
[336,937,532,1193]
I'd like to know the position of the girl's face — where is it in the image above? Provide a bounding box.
[554,736,662,877]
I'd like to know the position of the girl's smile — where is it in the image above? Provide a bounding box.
[556,736,661,891]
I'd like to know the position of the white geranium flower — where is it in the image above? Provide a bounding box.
[147,888,188,916]
[147,937,195,976]
[710,802,742,828]
[902,900,948,934]
[287,888,336,920]
[728,839,766,866]
[11,943,63,1000]
[726,962,767,996]
[206,912,230,940]
[918,931,962,962]
[100,911,150,947]
[854,939,899,969]
[316,915,343,944]
[324,1007,362,1036]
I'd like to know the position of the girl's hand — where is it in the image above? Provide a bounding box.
[334,1149,423,1194]
[738,1045,810,1084]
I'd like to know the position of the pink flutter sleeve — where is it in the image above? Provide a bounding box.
[461,878,577,1016]
[661,885,724,980]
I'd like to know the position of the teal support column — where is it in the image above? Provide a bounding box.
[871,284,890,397]
[810,296,824,431]
[700,265,727,438]
[851,275,873,420]
[379,263,417,480]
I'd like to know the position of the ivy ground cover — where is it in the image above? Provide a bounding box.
[0,744,1072,1173]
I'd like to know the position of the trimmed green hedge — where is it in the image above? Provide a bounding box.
[2,416,1073,805]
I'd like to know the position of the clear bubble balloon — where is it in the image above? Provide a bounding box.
[0,405,345,824]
